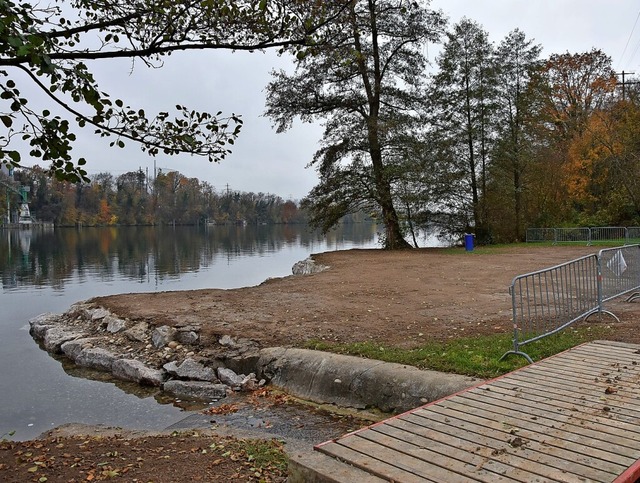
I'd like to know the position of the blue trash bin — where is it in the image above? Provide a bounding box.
[464,233,474,251]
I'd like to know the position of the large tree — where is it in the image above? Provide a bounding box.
[540,49,617,140]
[0,0,347,181]
[489,29,541,241]
[265,0,445,249]
[428,18,496,243]
[518,49,618,227]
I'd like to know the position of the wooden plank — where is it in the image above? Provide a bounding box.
[529,360,640,389]
[468,381,638,426]
[519,360,640,391]
[401,410,623,481]
[615,458,640,483]
[500,373,640,417]
[484,383,640,441]
[562,344,640,362]
[403,409,625,481]
[503,369,640,402]
[492,372,640,409]
[317,440,438,483]
[529,352,630,374]
[543,361,640,389]
[334,434,483,482]
[450,391,640,462]
[547,356,640,376]
[313,342,640,483]
[548,344,640,362]
[590,340,640,350]
[507,368,614,394]
[376,419,596,483]
[356,428,526,483]
[457,388,640,455]
[489,382,640,429]
[501,371,640,413]
[414,400,635,469]
[529,352,640,374]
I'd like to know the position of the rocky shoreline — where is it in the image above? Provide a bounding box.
[29,299,479,414]
[27,257,338,407]
[29,304,265,403]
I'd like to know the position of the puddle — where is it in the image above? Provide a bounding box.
[60,360,374,452]
[163,390,375,452]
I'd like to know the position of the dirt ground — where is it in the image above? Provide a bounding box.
[92,244,640,348]
[3,244,640,482]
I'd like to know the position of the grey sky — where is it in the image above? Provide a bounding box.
[21,1,640,200]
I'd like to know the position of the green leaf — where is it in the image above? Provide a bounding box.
[1,115,12,128]
[7,36,23,48]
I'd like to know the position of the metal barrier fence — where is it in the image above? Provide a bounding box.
[501,246,640,363]
[598,245,640,303]
[525,228,557,243]
[555,227,591,244]
[628,227,640,241]
[591,226,628,244]
[526,226,640,245]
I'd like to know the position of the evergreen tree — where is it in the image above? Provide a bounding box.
[428,19,496,242]
[489,29,541,241]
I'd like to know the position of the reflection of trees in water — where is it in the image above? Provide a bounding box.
[0,224,378,290]
[58,356,163,401]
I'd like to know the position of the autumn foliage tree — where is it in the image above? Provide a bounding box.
[531,49,618,226]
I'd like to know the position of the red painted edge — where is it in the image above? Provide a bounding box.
[613,460,640,483]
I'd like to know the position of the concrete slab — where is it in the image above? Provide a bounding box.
[257,347,480,413]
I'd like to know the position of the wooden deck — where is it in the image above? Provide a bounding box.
[312,340,640,482]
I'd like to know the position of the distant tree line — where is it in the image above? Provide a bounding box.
[1,166,313,226]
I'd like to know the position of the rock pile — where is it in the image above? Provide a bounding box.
[29,304,265,403]
[291,257,329,275]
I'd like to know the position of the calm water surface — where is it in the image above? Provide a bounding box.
[0,224,380,440]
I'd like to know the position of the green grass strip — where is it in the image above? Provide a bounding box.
[304,325,613,379]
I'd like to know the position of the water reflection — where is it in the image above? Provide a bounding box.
[0,223,380,441]
[0,224,379,291]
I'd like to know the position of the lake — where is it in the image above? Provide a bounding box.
[0,224,382,441]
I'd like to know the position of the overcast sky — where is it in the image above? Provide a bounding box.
[22,1,640,200]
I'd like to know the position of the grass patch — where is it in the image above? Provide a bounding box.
[228,438,288,475]
[304,325,613,379]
